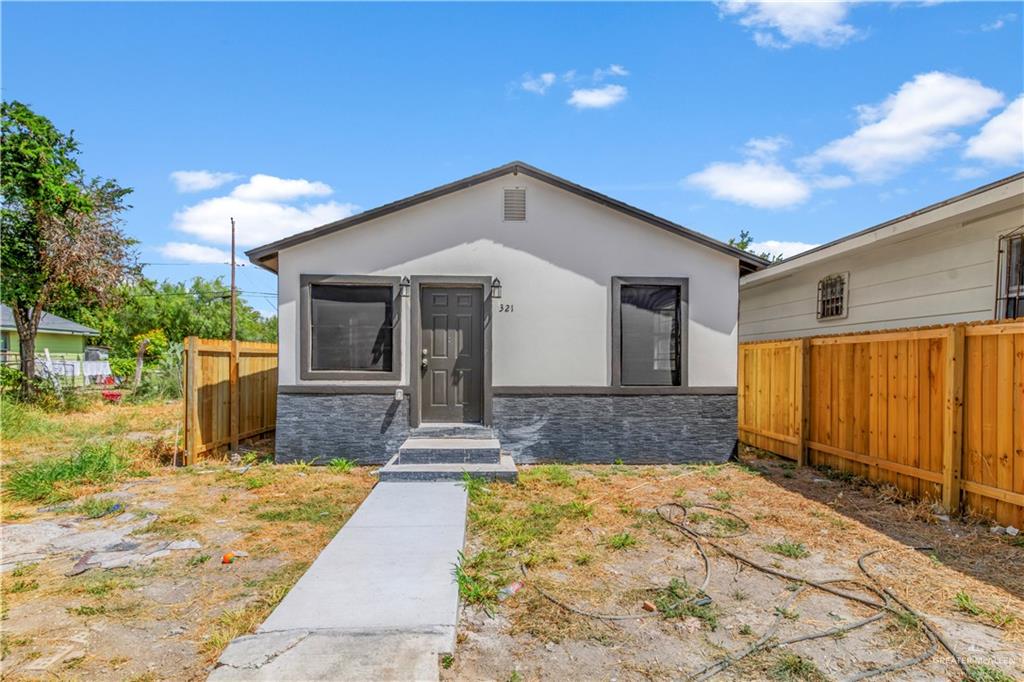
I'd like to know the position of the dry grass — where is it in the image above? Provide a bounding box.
[0,399,377,680]
[449,457,1024,681]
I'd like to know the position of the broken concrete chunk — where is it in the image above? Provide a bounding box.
[167,539,201,551]
[1006,526,1019,537]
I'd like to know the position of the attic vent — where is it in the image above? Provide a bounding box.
[503,187,526,221]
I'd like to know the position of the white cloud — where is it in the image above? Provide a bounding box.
[230,174,333,202]
[170,170,239,193]
[170,173,357,247]
[593,64,629,80]
[749,240,820,259]
[981,13,1016,31]
[567,84,628,109]
[964,95,1024,166]
[159,242,233,264]
[686,160,810,209]
[745,135,789,159]
[805,72,1005,180]
[954,166,988,180]
[718,1,859,49]
[173,197,358,247]
[521,72,557,94]
[811,174,853,189]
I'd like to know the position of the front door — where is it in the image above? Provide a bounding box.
[420,287,484,423]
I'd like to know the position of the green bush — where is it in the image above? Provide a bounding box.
[6,443,131,502]
[0,365,25,393]
[108,357,136,380]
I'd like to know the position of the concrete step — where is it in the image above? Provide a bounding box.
[397,437,501,464]
[378,453,518,482]
[410,424,495,440]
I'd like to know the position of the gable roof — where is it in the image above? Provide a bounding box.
[245,161,768,273]
[0,304,99,336]
[742,171,1024,286]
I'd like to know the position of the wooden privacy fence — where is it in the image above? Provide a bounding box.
[182,337,278,464]
[738,320,1024,528]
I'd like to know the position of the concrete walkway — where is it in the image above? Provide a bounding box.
[208,482,468,682]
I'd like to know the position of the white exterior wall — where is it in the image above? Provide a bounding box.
[740,199,1024,342]
[276,175,740,387]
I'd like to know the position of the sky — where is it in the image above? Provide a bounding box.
[3,1,1023,317]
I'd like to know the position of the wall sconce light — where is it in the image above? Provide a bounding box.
[491,277,502,299]
[400,276,411,297]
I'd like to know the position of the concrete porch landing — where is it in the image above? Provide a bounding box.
[208,482,467,681]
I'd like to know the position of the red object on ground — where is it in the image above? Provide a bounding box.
[222,552,236,564]
[100,391,122,403]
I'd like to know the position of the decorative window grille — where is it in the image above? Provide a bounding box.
[996,231,1024,320]
[817,273,848,320]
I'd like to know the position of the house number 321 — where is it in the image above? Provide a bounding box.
[498,303,514,313]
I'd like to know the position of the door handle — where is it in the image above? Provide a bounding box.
[421,348,429,371]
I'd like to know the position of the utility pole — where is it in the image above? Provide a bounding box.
[230,217,237,342]
[229,217,239,452]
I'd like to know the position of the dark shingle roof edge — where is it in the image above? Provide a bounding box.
[753,171,1024,274]
[0,304,99,336]
[244,161,768,272]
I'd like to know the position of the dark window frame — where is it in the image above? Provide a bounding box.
[299,274,402,381]
[816,272,849,320]
[611,277,689,388]
[996,231,1024,320]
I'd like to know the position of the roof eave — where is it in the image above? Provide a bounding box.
[245,161,768,272]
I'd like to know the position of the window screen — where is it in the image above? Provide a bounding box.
[310,285,393,371]
[998,233,1024,320]
[620,285,680,386]
[817,273,847,320]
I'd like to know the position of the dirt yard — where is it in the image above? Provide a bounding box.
[0,399,375,681]
[445,452,1024,682]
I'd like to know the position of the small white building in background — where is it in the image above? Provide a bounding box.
[247,161,766,466]
[739,173,1024,342]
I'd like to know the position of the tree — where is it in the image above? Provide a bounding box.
[78,276,276,360]
[729,230,784,263]
[1,101,138,394]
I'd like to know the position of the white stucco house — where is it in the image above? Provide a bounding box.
[739,172,1024,342]
[247,161,766,470]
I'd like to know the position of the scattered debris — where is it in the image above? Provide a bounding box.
[1006,526,1019,537]
[642,600,657,612]
[498,581,524,601]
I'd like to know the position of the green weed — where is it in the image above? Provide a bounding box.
[965,663,1015,682]
[328,458,356,473]
[765,540,810,559]
[653,578,718,630]
[6,443,131,502]
[461,474,490,502]
[526,464,575,488]
[76,497,124,518]
[769,653,824,681]
[606,532,638,550]
[955,590,983,616]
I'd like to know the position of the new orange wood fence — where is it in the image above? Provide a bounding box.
[739,320,1024,527]
[182,338,278,464]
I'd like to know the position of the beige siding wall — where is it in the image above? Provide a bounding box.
[739,204,1024,342]
[277,174,741,387]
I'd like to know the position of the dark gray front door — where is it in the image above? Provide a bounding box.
[420,287,483,423]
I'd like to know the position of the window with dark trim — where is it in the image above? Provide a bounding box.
[997,232,1024,320]
[611,277,688,388]
[817,273,848,320]
[300,275,401,381]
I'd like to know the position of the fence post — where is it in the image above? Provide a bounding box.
[230,339,239,452]
[184,336,198,466]
[942,324,965,514]
[797,338,810,467]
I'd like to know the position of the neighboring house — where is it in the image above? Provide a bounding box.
[248,161,766,465]
[0,304,99,360]
[739,173,1024,342]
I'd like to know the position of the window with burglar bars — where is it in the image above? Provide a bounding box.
[997,231,1024,320]
[817,273,847,320]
